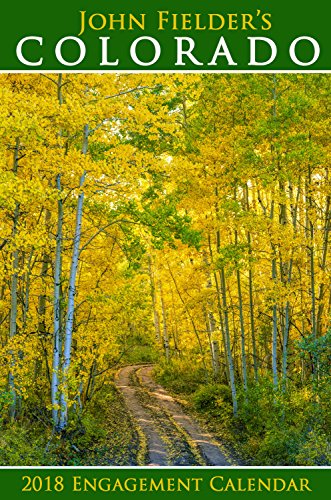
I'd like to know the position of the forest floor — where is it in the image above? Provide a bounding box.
[115,365,231,466]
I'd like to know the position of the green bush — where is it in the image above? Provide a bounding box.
[0,424,56,466]
[234,379,331,465]
[0,390,13,415]
[154,358,207,394]
[296,429,331,466]
[124,345,160,364]
[71,384,139,466]
[155,362,331,466]
[0,381,140,466]
[250,427,302,465]
[192,384,232,412]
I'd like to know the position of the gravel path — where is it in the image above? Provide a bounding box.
[115,365,230,466]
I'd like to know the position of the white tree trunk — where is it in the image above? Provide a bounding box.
[52,173,63,428]
[59,125,88,430]
[148,256,161,341]
[220,267,238,416]
[271,258,278,389]
[159,281,170,361]
[211,339,220,378]
[237,268,248,392]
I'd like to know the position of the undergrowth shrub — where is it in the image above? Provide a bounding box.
[65,383,139,466]
[192,384,232,412]
[124,344,160,365]
[0,424,56,466]
[295,429,331,465]
[0,380,139,466]
[154,358,207,394]
[0,390,13,418]
[236,379,331,465]
[156,364,331,466]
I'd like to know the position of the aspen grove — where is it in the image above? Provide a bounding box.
[0,74,330,465]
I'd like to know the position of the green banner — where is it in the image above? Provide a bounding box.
[1,468,330,499]
[0,0,329,70]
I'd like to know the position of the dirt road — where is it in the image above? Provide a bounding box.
[115,365,231,466]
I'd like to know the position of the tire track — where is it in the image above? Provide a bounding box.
[115,365,167,466]
[115,364,230,466]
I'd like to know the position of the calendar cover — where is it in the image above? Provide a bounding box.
[0,0,330,498]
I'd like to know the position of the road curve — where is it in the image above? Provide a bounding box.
[115,364,230,466]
